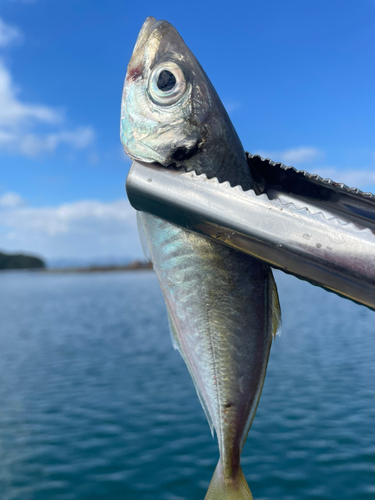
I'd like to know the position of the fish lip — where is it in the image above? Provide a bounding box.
[128,158,193,175]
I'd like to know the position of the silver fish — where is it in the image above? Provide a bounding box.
[121,17,281,500]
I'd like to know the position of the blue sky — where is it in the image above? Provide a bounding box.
[0,0,374,263]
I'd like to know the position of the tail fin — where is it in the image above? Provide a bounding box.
[204,460,253,500]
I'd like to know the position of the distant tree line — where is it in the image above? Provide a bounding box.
[0,252,45,270]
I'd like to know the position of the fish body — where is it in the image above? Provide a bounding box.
[121,18,280,500]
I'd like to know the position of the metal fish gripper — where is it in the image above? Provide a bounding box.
[126,153,375,311]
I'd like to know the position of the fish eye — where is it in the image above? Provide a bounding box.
[157,70,176,92]
[149,63,186,106]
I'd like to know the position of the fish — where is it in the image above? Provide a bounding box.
[121,17,281,500]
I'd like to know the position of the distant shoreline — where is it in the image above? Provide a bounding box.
[46,261,153,273]
[0,260,153,274]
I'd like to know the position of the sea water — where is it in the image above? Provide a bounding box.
[0,270,374,500]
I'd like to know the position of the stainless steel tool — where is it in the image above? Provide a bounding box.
[126,153,375,311]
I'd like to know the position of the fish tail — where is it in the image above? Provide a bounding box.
[204,460,253,500]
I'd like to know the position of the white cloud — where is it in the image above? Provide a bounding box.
[0,60,61,127]
[223,99,241,114]
[253,146,375,191]
[16,127,95,157]
[0,195,143,260]
[0,18,22,47]
[0,18,94,157]
[315,168,375,191]
[0,59,94,156]
[256,146,323,165]
[0,191,25,207]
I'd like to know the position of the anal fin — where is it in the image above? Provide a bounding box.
[166,307,215,438]
[269,270,282,338]
[136,211,152,262]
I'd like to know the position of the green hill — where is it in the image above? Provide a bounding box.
[0,252,45,270]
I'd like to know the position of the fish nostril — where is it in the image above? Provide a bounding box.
[172,144,199,162]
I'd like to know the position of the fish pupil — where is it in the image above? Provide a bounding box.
[157,70,176,92]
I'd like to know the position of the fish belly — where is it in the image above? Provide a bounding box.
[138,212,277,479]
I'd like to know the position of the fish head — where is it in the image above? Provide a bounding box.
[121,17,252,187]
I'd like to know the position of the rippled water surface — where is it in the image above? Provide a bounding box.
[0,270,374,500]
